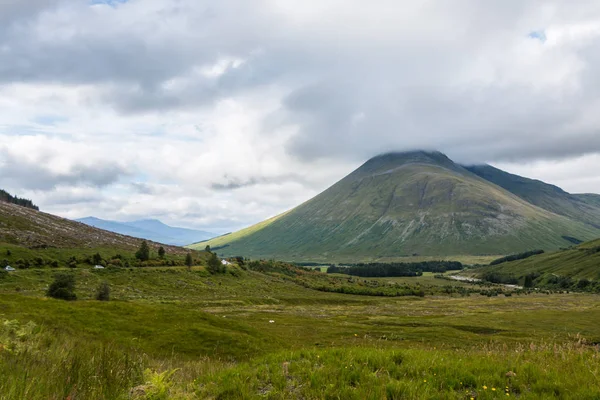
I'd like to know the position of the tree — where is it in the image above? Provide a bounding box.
[185,253,193,269]
[205,245,211,253]
[96,281,110,301]
[206,253,222,274]
[47,273,77,301]
[158,246,166,259]
[135,241,150,261]
[524,274,534,288]
[92,252,102,265]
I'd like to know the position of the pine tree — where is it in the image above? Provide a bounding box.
[206,253,222,274]
[135,241,150,261]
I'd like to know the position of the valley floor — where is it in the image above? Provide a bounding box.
[1,266,599,399]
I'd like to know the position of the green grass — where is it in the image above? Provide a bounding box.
[473,238,600,288]
[0,241,209,270]
[2,263,600,399]
[197,345,600,399]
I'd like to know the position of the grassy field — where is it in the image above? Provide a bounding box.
[1,262,599,399]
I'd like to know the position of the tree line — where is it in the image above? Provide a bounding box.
[0,189,39,210]
[327,261,463,277]
[489,249,544,266]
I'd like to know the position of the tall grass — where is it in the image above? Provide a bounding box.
[196,342,600,399]
[0,320,145,400]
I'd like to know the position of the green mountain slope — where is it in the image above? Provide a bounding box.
[476,238,600,283]
[192,151,600,261]
[465,164,600,229]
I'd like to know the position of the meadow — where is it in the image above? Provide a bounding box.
[1,264,599,399]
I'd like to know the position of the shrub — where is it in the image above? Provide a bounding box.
[110,259,123,267]
[158,246,166,258]
[67,256,78,268]
[96,281,110,301]
[46,273,77,301]
[576,278,590,289]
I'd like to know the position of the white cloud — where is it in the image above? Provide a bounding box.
[0,0,600,231]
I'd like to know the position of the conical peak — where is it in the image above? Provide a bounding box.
[355,150,458,177]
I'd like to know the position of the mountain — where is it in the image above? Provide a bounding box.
[465,165,600,229]
[0,201,188,254]
[76,217,215,246]
[191,151,600,261]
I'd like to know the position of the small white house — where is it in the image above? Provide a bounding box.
[5,266,15,272]
[221,259,231,265]
[94,265,105,269]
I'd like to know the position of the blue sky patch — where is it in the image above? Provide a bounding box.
[528,30,547,43]
[90,0,128,6]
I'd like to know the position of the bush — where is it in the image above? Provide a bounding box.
[96,281,110,301]
[67,256,78,268]
[46,273,77,301]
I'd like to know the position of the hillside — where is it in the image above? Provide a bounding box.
[475,238,600,285]
[0,201,188,255]
[77,217,215,246]
[465,164,600,229]
[0,189,38,210]
[193,151,600,261]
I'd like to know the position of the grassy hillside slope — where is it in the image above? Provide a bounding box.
[475,238,600,284]
[194,152,600,261]
[0,201,189,255]
[465,164,600,229]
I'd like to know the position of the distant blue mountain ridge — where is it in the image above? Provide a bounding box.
[75,217,216,246]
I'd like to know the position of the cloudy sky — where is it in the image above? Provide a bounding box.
[1,0,600,233]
